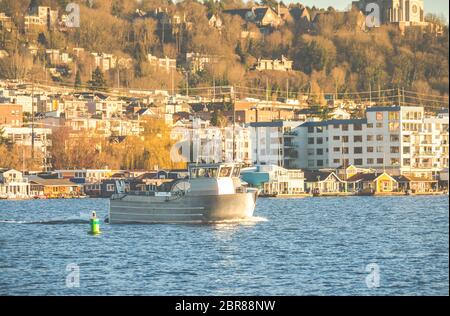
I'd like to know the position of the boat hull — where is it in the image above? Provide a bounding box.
[109,192,257,224]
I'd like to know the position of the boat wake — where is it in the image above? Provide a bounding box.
[206,216,268,225]
[0,214,93,225]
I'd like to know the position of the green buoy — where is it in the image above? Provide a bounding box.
[88,211,101,235]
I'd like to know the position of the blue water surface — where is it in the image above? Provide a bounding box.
[0,196,448,295]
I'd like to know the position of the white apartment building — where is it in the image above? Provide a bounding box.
[291,106,449,178]
[171,119,251,164]
[248,121,303,167]
[25,6,58,30]
[2,127,52,170]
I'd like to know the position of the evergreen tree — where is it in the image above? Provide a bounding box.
[74,70,82,89]
[88,67,107,91]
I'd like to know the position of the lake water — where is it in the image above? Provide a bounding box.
[0,196,448,296]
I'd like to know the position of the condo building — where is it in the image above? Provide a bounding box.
[290,106,449,179]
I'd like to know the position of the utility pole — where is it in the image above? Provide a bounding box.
[31,78,35,160]
[213,76,216,101]
[402,87,405,106]
[286,78,289,103]
[185,71,189,97]
[117,68,120,89]
[171,67,175,96]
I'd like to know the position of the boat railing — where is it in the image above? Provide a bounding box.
[126,190,157,196]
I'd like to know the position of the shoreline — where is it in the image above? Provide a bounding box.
[1,192,447,201]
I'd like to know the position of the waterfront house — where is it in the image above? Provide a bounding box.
[304,171,346,194]
[84,179,131,198]
[28,176,83,198]
[337,165,376,181]
[393,175,438,193]
[0,169,30,199]
[130,170,189,192]
[241,165,305,196]
[55,169,113,184]
[346,172,398,195]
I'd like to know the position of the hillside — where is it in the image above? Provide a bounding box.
[0,0,448,104]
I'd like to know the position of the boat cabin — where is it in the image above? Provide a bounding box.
[188,163,243,195]
[189,163,241,179]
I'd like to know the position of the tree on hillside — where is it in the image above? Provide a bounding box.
[74,70,82,88]
[88,67,107,91]
[0,127,8,145]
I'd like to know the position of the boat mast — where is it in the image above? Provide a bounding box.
[231,86,236,162]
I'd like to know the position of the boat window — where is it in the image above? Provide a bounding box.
[219,167,233,178]
[190,168,198,179]
[204,168,218,178]
[190,167,218,178]
[232,167,241,177]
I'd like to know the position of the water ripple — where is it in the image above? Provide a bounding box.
[0,196,448,295]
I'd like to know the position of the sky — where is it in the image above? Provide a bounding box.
[284,0,450,23]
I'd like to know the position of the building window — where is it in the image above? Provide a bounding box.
[367,123,374,128]
[317,148,323,155]
[342,136,349,143]
[367,147,374,153]
[354,147,363,154]
[403,158,411,166]
[308,149,314,156]
[389,122,400,132]
[308,126,314,133]
[342,125,349,131]
[317,137,323,144]
[390,134,400,142]
[317,160,324,167]
[333,124,339,129]
[389,112,399,121]
[106,184,115,192]
[367,158,374,164]
[316,127,323,133]
[376,135,383,141]
[377,158,384,164]
[376,123,383,128]
[377,146,384,153]
[376,112,383,121]
[308,160,314,168]
[367,135,374,141]
[333,147,340,152]
[390,147,400,154]
[391,158,400,165]
[354,159,363,166]
[342,147,349,154]
[333,159,340,164]
[354,135,363,143]
[354,124,363,131]
[308,138,314,145]
[333,136,340,141]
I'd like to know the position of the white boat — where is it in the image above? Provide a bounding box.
[108,163,258,224]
